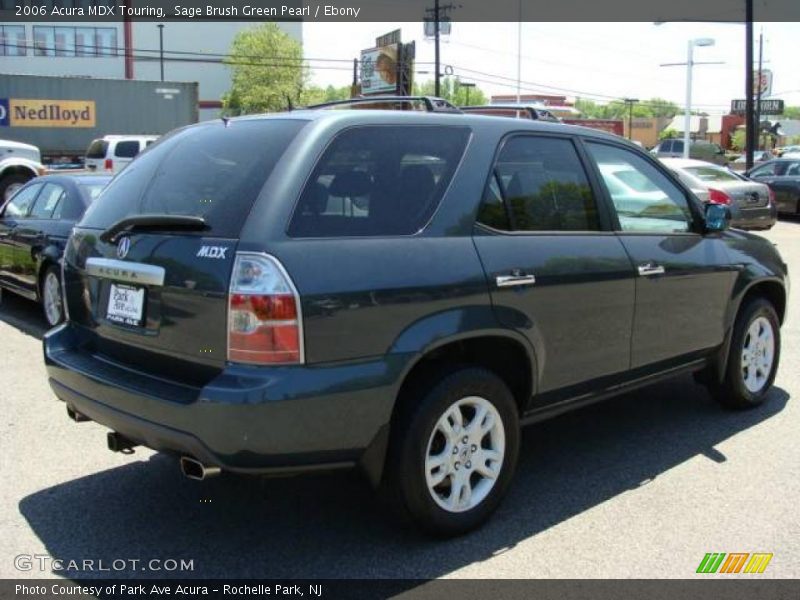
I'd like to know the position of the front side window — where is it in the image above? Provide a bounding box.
[750,162,780,178]
[587,142,693,234]
[288,126,470,237]
[2,184,42,218]
[477,135,599,232]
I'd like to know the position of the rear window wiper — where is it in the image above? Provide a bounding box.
[100,214,208,243]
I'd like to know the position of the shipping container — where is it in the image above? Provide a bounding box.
[0,74,198,161]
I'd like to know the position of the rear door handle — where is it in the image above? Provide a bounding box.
[496,273,536,288]
[637,262,665,277]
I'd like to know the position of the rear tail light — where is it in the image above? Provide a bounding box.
[104,158,113,170]
[708,188,732,205]
[227,253,303,365]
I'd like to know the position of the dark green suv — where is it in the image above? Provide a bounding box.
[44,108,788,536]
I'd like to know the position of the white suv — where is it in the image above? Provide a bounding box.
[85,135,158,174]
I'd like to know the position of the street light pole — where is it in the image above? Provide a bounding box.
[516,0,522,103]
[157,24,165,82]
[623,98,638,140]
[745,0,755,170]
[434,0,440,97]
[682,38,715,159]
[683,41,694,159]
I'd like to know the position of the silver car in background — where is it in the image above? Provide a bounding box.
[660,158,777,231]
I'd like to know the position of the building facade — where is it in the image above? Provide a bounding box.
[0,18,302,121]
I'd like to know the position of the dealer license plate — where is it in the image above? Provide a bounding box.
[106,283,145,327]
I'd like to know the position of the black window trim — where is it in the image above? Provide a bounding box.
[285,123,473,240]
[577,137,707,237]
[474,130,617,237]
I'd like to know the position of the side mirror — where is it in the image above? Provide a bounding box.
[705,203,731,232]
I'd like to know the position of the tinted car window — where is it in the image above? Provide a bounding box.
[481,136,599,232]
[659,140,671,153]
[86,139,108,159]
[288,126,470,237]
[587,142,692,233]
[3,183,42,218]
[81,120,306,237]
[30,183,64,219]
[672,140,684,153]
[114,140,140,158]
[784,162,800,176]
[750,162,781,177]
[476,174,510,230]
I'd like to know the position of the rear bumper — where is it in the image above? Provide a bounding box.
[730,204,777,230]
[44,323,408,475]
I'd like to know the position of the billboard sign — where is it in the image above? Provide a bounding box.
[0,98,96,127]
[360,45,399,95]
[754,70,773,96]
[730,99,784,115]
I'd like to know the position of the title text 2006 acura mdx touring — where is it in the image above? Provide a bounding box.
[44,109,788,536]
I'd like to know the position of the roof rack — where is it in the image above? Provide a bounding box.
[461,105,561,123]
[305,96,462,114]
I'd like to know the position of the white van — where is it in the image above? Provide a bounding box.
[84,135,158,174]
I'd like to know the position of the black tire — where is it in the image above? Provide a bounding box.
[0,173,33,203]
[712,298,780,409]
[383,366,520,537]
[40,264,64,327]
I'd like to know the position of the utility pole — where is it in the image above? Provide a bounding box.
[745,0,755,170]
[516,0,522,103]
[623,98,638,140]
[426,0,455,97]
[157,24,165,82]
[754,30,763,152]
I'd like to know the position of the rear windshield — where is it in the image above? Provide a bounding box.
[288,125,470,237]
[684,166,740,183]
[86,140,108,159]
[80,119,306,237]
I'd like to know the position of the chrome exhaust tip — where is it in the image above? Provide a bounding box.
[180,456,221,481]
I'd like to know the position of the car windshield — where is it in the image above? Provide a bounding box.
[86,140,108,159]
[684,166,740,183]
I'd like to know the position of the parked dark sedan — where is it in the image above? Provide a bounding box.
[0,173,111,325]
[746,158,800,216]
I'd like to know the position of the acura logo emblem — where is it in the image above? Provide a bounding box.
[117,237,131,259]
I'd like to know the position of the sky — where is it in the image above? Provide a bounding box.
[302,21,800,113]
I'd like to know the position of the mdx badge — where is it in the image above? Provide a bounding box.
[117,236,131,259]
[197,246,228,259]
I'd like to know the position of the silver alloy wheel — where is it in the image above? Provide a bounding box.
[424,396,505,513]
[741,316,775,393]
[4,182,24,202]
[43,271,63,326]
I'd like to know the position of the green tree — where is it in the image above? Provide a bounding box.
[299,84,353,106]
[222,23,305,115]
[575,97,680,120]
[413,78,487,106]
[780,106,800,119]
[659,128,678,141]
[731,129,746,151]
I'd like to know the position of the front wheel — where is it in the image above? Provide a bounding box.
[384,367,520,537]
[41,265,64,327]
[713,298,780,409]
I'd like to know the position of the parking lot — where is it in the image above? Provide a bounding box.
[0,220,797,580]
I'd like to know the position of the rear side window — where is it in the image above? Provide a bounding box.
[477,135,600,232]
[30,183,64,219]
[658,140,671,152]
[114,140,140,158]
[80,120,306,237]
[288,125,470,237]
[86,140,108,159]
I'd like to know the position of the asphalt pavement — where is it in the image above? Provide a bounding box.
[0,220,798,580]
